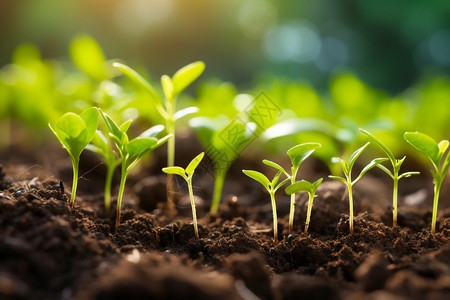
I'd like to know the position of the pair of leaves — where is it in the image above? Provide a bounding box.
[49,107,99,160]
[404,132,450,172]
[285,178,323,195]
[242,169,290,193]
[162,152,205,180]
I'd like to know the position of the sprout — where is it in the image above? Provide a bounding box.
[263,143,321,234]
[162,152,205,239]
[49,107,98,207]
[404,131,450,233]
[285,178,323,235]
[99,109,172,230]
[328,143,387,233]
[242,167,290,245]
[360,129,419,227]
[113,61,205,212]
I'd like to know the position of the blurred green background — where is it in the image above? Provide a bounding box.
[2,0,450,93]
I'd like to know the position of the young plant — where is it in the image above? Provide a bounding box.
[328,142,387,233]
[162,152,205,239]
[262,143,321,234]
[404,131,450,233]
[49,107,98,207]
[113,61,205,212]
[242,168,290,245]
[86,130,122,213]
[285,178,323,235]
[100,110,172,230]
[360,129,419,227]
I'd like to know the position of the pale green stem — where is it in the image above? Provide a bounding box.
[348,183,354,233]
[187,177,199,239]
[304,192,314,235]
[210,171,226,214]
[288,169,297,235]
[166,116,176,213]
[116,163,128,231]
[392,175,399,227]
[269,191,278,246]
[70,157,79,207]
[104,164,115,213]
[431,180,442,234]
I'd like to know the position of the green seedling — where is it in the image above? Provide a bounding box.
[113,61,205,212]
[328,142,387,233]
[285,178,323,234]
[262,143,321,234]
[86,130,122,213]
[242,168,290,245]
[100,110,172,230]
[162,152,205,239]
[360,129,419,227]
[49,107,98,206]
[404,131,450,233]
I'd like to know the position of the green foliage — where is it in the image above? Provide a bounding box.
[360,129,419,227]
[162,152,205,239]
[404,131,450,233]
[49,107,99,205]
[243,167,290,245]
[328,143,387,233]
[100,109,171,230]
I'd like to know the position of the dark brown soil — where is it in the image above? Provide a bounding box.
[1,140,450,300]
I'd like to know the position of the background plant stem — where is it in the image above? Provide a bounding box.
[270,191,278,246]
[211,171,225,214]
[187,178,199,239]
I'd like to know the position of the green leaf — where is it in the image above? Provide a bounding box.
[353,158,388,184]
[398,171,420,179]
[126,137,158,159]
[287,143,321,169]
[262,159,288,177]
[331,157,348,175]
[242,170,270,190]
[161,75,174,101]
[311,178,323,193]
[271,170,283,188]
[186,152,205,176]
[376,164,394,179]
[119,120,132,133]
[172,61,205,96]
[113,62,159,102]
[328,175,348,184]
[275,176,291,191]
[404,132,440,168]
[162,166,186,178]
[285,180,313,195]
[55,113,86,140]
[174,106,199,121]
[348,142,370,172]
[70,34,106,81]
[80,107,99,142]
[437,140,449,162]
[189,117,218,146]
[152,134,172,150]
[360,128,396,165]
[139,125,165,138]
[100,110,122,141]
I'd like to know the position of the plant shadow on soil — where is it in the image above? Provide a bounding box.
[1,137,450,300]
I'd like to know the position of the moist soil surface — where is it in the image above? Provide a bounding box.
[1,138,450,300]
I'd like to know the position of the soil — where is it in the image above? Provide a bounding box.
[1,136,450,300]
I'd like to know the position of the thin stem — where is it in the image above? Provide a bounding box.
[304,193,313,235]
[187,177,199,239]
[431,180,442,234]
[348,183,354,233]
[104,164,115,213]
[269,191,278,246]
[210,171,226,214]
[70,157,79,207]
[288,169,297,235]
[392,175,399,227]
[116,163,128,231]
[166,116,176,214]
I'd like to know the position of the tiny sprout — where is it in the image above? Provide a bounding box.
[162,152,205,239]
[262,142,321,234]
[49,107,98,207]
[100,109,172,230]
[360,129,419,227]
[242,167,291,245]
[404,131,450,233]
[285,178,323,235]
[328,142,387,233]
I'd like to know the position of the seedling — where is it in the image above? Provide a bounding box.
[49,107,98,207]
[360,129,419,227]
[404,131,450,233]
[100,109,172,230]
[262,143,321,234]
[86,130,121,212]
[328,142,387,233]
[242,167,290,245]
[113,61,205,212]
[285,178,323,234]
[162,152,205,239]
